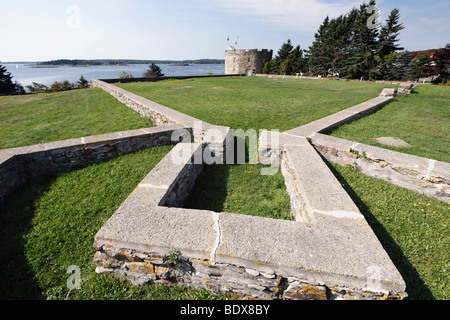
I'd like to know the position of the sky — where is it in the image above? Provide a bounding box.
[1,0,449,62]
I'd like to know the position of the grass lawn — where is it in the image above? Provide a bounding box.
[115,76,398,132]
[185,163,294,221]
[328,161,449,300]
[0,146,224,300]
[0,88,153,150]
[328,85,450,163]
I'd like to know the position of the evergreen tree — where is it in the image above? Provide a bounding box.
[406,57,422,81]
[77,75,90,88]
[262,61,272,74]
[377,8,405,79]
[328,10,357,77]
[306,16,333,76]
[290,45,307,74]
[267,39,307,75]
[144,63,164,78]
[272,39,294,74]
[306,2,405,80]
[0,62,24,95]
[344,1,380,80]
[390,51,412,80]
[378,9,404,57]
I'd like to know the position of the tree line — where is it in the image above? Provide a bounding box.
[38,59,225,66]
[264,0,449,83]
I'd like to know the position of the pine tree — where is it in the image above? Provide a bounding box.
[144,63,164,78]
[272,39,294,74]
[406,57,422,81]
[378,9,404,58]
[390,51,412,80]
[306,1,406,80]
[306,16,332,76]
[377,8,405,79]
[328,10,357,77]
[344,1,380,80]
[262,61,272,74]
[290,45,307,74]
[77,75,90,88]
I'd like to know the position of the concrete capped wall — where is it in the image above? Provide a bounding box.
[310,133,450,202]
[0,125,186,202]
[93,140,407,300]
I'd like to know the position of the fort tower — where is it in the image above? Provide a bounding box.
[225,47,273,75]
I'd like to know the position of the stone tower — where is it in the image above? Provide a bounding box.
[225,48,273,75]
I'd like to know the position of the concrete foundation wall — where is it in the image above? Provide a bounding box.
[310,133,450,202]
[0,125,185,202]
[92,137,407,300]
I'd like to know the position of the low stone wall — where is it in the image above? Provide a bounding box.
[281,137,365,224]
[0,125,185,202]
[92,79,233,150]
[258,86,448,203]
[284,94,396,138]
[93,135,407,300]
[124,143,204,208]
[310,133,450,202]
[92,79,185,126]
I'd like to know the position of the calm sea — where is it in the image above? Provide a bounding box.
[3,63,225,88]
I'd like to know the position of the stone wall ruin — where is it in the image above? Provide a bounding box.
[2,77,444,300]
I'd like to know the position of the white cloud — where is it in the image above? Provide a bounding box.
[214,0,362,32]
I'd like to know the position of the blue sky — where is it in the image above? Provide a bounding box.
[1,0,449,62]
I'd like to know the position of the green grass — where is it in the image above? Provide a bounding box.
[0,145,224,300]
[327,161,449,300]
[116,77,398,132]
[0,88,153,150]
[328,85,450,163]
[185,164,293,221]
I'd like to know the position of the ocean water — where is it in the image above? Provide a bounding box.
[2,63,225,88]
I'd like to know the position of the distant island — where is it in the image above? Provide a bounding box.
[37,59,224,67]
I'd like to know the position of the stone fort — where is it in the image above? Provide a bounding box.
[225,48,273,75]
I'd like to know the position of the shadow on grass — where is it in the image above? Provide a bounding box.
[184,164,230,213]
[0,178,55,299]
[184,135,248,213]
[323,159,435,300]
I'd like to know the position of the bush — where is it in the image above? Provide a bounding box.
[26,76,90,93]
[26,82,50,93]
[119,71,134,79]
[77,76,90,88]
